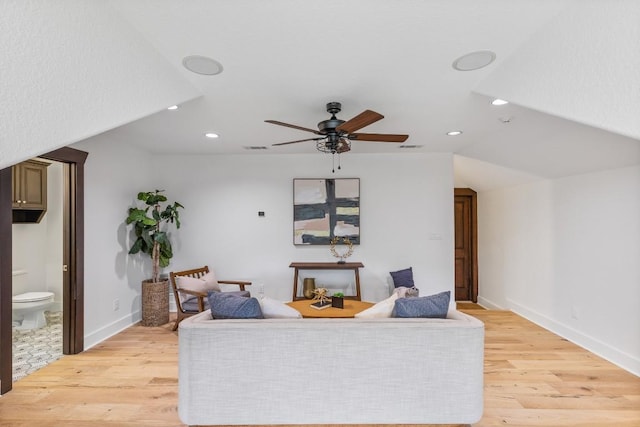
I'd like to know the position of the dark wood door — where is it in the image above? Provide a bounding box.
[454,188,477,302]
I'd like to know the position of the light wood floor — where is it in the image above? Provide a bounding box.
[0,309,638,427]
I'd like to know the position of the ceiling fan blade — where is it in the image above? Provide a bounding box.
[272,137,324,146]
[336,110,384,133]
[349,133,409,143]
[265,120,322,135]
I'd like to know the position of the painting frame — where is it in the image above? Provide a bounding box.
[293,178,360,245]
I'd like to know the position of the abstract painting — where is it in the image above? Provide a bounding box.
[293,178,360,245]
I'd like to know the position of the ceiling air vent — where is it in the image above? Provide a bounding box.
[398,145,423,149]
[243,146,269,150]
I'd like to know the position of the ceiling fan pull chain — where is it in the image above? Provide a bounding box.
[332,153,336,173]
[338,153,342,170]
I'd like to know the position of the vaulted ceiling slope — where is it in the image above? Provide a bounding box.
[0,1,200,170]
[1,1,638,179]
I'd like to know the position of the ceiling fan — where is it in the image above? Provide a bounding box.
[265,102,409,156]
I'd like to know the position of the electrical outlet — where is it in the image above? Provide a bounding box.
[113,299,120,311]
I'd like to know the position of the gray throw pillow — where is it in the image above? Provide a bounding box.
[390,267,415,288]
[208,292,263,319]
[391,291,450,318]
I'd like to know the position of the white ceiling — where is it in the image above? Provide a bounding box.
[103,0,639,180]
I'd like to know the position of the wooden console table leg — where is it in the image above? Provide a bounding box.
[292,268,300,301]
[354,268,361,301]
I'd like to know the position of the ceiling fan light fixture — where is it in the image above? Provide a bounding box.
[182,55,224,75]
[452,50,496,71]
[491,98,509,106]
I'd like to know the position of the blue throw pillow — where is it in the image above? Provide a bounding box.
[391,291,450,319]
[390,267,414,288]
[208,292,264,319]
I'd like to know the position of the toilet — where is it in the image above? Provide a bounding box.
[12,291,55,330]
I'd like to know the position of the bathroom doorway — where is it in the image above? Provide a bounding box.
[0,147,87,394]
[11,158,64,381]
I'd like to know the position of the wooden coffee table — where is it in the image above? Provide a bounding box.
[286,299,374,318]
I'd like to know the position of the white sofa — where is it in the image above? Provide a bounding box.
[178,309,484,426]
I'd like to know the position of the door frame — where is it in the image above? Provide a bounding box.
[0,147,87,394]
[454,188,478,302]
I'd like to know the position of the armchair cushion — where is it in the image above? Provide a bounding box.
[208,292,263,319]
[178,273,221,294]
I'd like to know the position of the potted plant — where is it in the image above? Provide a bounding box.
[126,190,183,326]
[331,292,345,309]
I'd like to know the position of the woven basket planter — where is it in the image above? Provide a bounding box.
[141,279,169,327]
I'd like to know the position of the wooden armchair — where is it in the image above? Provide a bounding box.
[169,265,251,330]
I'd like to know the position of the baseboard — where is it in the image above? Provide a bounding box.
[83,310,141,350]
[476,295,505,310]
[507,299,640,377]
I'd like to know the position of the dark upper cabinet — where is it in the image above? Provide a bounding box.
[12,159,49,222]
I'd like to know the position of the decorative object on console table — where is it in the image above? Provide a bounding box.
[303,277,316,299]
[329,236,353,264]
[125,190,184,326]
[331,292,344,308]
[293,178,360,245]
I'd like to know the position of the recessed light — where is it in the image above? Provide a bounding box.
[447,131,463,136]
[491,99,509,106]
[183,55,224,75]
[205,133,219,138]
[167,105,178,110]
[452,50,496,71]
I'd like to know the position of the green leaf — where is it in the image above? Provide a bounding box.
[128,238,143,255]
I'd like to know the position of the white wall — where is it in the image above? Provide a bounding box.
[154,152,454,303]
[71,143,454,346]
[477,165,640,375]
[71,136,155,348]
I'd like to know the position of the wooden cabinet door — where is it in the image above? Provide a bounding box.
[12,160,48,209]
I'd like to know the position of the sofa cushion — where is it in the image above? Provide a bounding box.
[392,291,450,318]
[259,297,302,319]
[389,267,414,288]
[355,293,398,318]
[208,292,263,319]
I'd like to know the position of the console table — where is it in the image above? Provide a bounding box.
[290,262,364,301]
